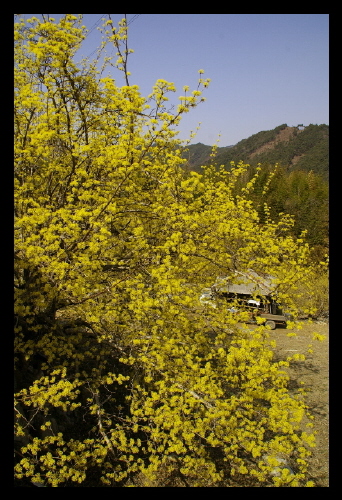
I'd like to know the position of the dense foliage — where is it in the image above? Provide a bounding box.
[184,134,328,258]
[15,15,326,487]
[229,164,329,261]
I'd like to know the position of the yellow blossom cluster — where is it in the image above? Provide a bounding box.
[14,15,322,487]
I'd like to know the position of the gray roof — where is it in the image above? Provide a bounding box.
[213,270,276,296]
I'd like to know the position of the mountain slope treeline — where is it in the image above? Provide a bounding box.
[184,124,329,179]
[181,124,329,261]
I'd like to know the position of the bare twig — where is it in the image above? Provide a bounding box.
[94,393,116,458]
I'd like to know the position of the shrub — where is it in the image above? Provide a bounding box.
[14,14,321,487]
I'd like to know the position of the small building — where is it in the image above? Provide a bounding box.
[209,270,290,329]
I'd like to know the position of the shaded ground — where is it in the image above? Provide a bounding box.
[268,320,329,487]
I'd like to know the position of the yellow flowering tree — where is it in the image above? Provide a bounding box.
[15,14,320,487]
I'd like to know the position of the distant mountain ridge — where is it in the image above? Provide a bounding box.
[182,123,329,178]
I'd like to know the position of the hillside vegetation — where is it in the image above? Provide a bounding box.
[182,125,329,260]
[184,124,329,179]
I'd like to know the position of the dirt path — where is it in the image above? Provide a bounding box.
[268,320,329,487]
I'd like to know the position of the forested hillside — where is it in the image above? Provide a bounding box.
[182,124,329,260]
[228,164,327,261]
[184,124,329,179]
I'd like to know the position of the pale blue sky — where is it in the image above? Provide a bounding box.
[20,14,329,147]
